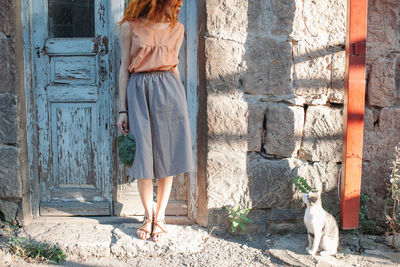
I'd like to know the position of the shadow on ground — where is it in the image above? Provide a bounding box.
[269,233,400,267]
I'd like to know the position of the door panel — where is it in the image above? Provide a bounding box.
[32,0,112,215]
[51,103,97,187]
[51,56,97,84]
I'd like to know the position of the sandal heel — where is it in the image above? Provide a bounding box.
[136,216,153,240]
[152,218,168,242]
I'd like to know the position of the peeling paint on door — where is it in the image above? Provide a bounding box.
[31,0,113,216]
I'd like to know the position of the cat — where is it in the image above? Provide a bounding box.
[302,191,339,256]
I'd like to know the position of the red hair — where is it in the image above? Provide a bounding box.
[118,0,182,28]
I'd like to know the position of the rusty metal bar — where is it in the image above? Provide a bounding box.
[340,0,368,229]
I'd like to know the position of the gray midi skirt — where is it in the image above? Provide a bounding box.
[126,70,195,181]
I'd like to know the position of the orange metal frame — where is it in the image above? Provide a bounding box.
[340,0,368,229]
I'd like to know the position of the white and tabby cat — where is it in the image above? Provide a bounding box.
[303,192,339,256]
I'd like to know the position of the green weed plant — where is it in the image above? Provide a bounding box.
[292,175,316,194]
[357,193,376,234]
[226,206,253,234]
[7,237,66,264]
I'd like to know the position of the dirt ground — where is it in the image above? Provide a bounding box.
[0,219,399,267]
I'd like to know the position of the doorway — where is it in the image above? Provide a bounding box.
[25,0,198,223]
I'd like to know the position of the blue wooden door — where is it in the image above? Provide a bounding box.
[32,0,112,215]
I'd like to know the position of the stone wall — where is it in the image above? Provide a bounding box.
[205,0,399,233]
[0,0,23,224]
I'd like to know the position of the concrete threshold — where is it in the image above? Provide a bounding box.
[17,216,209,260]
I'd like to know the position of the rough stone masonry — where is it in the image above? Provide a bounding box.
[205,0,400,233]
[0,0,24,224]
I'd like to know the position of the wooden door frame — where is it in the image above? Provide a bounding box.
[184,0,200,223]
[23,0,40,218]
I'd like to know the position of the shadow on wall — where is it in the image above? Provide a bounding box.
[206,0,347,234]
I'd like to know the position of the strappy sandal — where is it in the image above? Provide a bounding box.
[136,215,153,240]
[152,218,168,242]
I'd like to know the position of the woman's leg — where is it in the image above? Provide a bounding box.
[153,175,173,241]
[136,178,154,239]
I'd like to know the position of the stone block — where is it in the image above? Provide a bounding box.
[329,50,345,104]
[245,95,265,152]
[0,145,21,198]
[205,38,244,92]
[0,38,15,93]
[247,1,268,37]
[367,0,398,49]
[367,57,396,107]
[207,208,231,233]
[267,221,307,234]
[207,94,248,144]
[366,0,399,60]
[0,199,21,224]
[270,208,304,222]
[206,0,248,44]
[363,107,400,162]
[291,0,346,45]
[0,93,17,143]
[293,41,332,103]
[299,106,343,162]
[361,161,390,224]
[0,0,15,36]
[248,0,295,37]
[207,148,247,209]
[246,155,297,209]
[264,103,304,158]
[242,37,292,96]
[240,209,266,234]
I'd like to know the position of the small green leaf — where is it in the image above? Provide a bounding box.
[239,222,246,231]
[240,216,253,223]
[226,207,236,217]
[231,224,236,233]
[243,208,251,215]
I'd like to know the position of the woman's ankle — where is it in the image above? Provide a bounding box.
[154,212,165,220]
[144,210,153,219]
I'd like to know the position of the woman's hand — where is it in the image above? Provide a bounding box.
[117,113,129,135]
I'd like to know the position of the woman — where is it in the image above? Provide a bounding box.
[117,0,194,242]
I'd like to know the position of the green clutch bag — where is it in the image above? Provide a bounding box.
[117,133,136,167]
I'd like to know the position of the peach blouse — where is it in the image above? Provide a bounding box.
[128,18,184,73]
